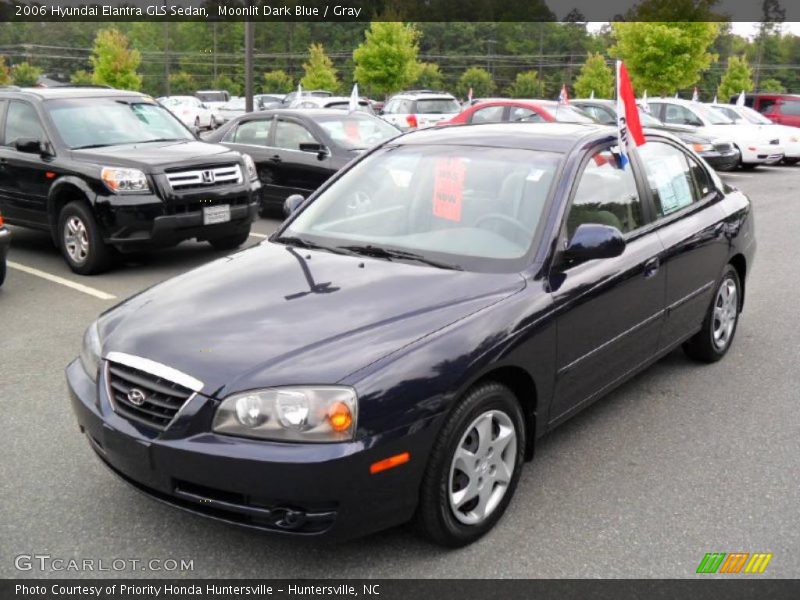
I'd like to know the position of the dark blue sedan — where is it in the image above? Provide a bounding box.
[67,123,755,546]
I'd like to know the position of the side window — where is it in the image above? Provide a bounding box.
[231,119,271,146]
[715,106,739,121]
[508,107,544,122]
[779,99,800,116]
[382,99,398,114]
[638,141,703,218]
[566,148,644,238]
[273,120,317,151]
[663,104,702,126]
[399,99,415,114]
[4,101,46,146]
[470,105,504,124]
[757,98,776,114]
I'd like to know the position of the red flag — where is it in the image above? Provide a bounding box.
[616,61,645,149]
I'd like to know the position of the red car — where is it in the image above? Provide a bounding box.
[438,99,596,126]
[734,93,800,128]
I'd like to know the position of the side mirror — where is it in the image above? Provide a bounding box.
[299,143,330,160]
[563,224,626,263]
[283,194,305,218]
[14,138,47,155]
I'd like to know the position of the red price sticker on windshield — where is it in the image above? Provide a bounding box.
[344,120,362,143]
[432,157,466,222]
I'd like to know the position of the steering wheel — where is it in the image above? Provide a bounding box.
[474,213,530,239]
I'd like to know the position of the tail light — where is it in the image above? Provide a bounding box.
[0,213,4,227]
[406,114,418,128]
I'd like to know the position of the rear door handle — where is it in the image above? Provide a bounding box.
[644,257,660,278]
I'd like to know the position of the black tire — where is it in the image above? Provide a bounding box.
[414,381,526,547]
[683,264,741,363]
[57,201,113,275]
[0,258,6,287]
[207,228,251,251]
[740,162,759,170]
[782,157,800,166]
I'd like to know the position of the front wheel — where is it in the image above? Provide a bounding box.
[782,157,800,166]
[414,382,525,547]
[683,265,741,362]
[207,228,251,251]
[58,201,113,275]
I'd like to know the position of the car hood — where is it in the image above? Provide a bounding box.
[71,140,242,172]
[99,242,525,397]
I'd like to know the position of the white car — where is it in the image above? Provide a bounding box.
[195,90,231,113]
[710,103,800,165]
[380,91,461,130]
[158,96,218,129]
[648,98,784,168]
[293,95,375,115]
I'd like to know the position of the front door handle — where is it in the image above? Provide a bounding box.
[269,155,282,164]
[644,257,660,279]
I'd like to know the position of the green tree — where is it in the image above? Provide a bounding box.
[212,74,241,97]
[505,71,540,97]
[457,67,495,98]
[70,70,94,85]
[262,69,294,93]
[90,28,142,91]
[10,62,42,86]
[573,53,614,99]
[717,55,753,100]
[353,21,422,98]
[0,56,11,86]
[611,22,720,96]
[168,72,197,95]
[759,77,786,93]
[300,43,339,92]
[414,63,444,90]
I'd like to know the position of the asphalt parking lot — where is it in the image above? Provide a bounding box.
[1,165,798,579]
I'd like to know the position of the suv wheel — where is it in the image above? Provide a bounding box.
[414,382,525,547]
[208,228,251,251]
[58,201,113,275]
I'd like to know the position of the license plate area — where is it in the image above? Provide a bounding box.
[203,204,231,225]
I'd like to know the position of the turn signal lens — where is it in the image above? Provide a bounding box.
[327,401,353,432]
[370,452,410,475]
[0,213,4,227]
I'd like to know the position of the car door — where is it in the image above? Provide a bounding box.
[548,144,666,425]
[270,117,332,199]
[0,100,52,227]
[637,139,730,349]
[222,116,277,207]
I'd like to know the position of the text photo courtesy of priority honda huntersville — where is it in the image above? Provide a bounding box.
[67,122,754,547]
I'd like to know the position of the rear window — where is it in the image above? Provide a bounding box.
[415,99,461,114]
[549,105,595,124]
[779,99,800,116]
[196,92,228,103]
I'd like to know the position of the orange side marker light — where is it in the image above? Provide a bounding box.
[370,452,410,475]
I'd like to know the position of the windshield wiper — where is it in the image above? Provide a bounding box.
[336,245,463,270]
[276,235,346,254]
[72,143,113,150]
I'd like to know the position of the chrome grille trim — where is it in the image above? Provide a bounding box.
[105,351,204,392]
[165,164,243,189]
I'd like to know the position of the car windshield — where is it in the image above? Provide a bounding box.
[546,104,596,124]
[316,114,399,150]
[692,103,734,125]
[281,144,562,272]
[639,110,663,126]
[46,98,194,149]
[222,98,246,110]
[325,101,373,114]
[162,96,201,107]
[196,92,227,102]
[736,106,774,124]
[416,99,461,114]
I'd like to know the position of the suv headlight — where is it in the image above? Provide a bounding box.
[101,167,151,194]
[213,386,357,442]
[80,321,102,382]
[242,154,258,182]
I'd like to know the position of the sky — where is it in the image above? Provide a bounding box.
[585,22,800,39]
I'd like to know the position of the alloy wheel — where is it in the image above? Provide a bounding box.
[448,409,517,526]
[712,277,738,350]
[63,216,89,264]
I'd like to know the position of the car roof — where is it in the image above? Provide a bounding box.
[393,92,457,100]
[0,87,147,101]
[572,98,615,107]
[394,122,611,152]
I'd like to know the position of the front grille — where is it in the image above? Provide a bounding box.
[714,142,733,153]
[166,164,243,190]
[106,361,194,431]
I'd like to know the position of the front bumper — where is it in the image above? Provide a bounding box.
[701,149,740,171]
[739,144,784,165]
[66,359,434,540]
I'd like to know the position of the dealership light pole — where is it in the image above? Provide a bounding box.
[245,20,254,113]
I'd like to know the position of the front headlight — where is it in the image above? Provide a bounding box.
[692,143,715,153]
[80,321,102,382]
[213,386,357,442]
[242,154,258,182]
[101,167,150,194]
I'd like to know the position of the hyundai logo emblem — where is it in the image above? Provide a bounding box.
[201,170,215,184]
[127,388,147,406]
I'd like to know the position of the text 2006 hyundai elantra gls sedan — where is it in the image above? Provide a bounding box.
[67,123,755,547]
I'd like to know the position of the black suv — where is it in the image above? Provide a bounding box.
[0,87,260,274]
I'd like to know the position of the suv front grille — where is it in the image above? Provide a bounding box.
[105,360,194,431]
[166,164,243,190]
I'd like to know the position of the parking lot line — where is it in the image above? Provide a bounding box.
[249,232,268,239]
[7,261,117,300]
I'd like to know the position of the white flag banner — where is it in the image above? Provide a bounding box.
[349,83,359,112]
[736,90,746,107]
[641,90,650,114]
